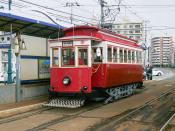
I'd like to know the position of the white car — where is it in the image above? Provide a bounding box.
[0,71,16,83]
[152,69,163,76]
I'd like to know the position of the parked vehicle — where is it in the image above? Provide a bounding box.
[152,69,163,76]
[0,71,16,83]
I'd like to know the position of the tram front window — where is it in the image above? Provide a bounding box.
[62,48,75,66]
[78,48,88,66]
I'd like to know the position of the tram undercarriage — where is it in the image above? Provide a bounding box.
[44,82,143,108]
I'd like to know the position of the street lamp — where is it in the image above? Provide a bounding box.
[12,32,27,102]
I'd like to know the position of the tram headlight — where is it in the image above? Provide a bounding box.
[62,77,71,86]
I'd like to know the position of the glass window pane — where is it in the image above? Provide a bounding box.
[132,51,135,62]
[62,48,75,66]
[124,50,127,63]
[113,48,117,62]
[78,48,88,66]
[52,48,58,66]
[119,49,123,63]
[93,48,103,63]
[108,47,112,62]
[128,50,131,63]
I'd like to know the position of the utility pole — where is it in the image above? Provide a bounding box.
[7,0,13,84]
[8,0,12,10]
[98,0,107,27]
[65,2,80,24]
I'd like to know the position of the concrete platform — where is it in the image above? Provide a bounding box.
[0,96,47,118]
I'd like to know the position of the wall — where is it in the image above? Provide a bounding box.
[0,84,49,104]
[20,35,50,81]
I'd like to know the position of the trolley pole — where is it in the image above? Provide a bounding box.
[7,0,13,84]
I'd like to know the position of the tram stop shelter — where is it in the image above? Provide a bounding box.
[0,11,64,104]
[0,12,64,38]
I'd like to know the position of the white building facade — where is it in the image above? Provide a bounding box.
[150,37,174,67]
[112,22,143,42]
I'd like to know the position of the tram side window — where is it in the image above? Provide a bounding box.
[113,48,117,62]
[139,52,142,63]
[78,48,88,66]
[128,50,131,63]
[124,50,127,63]
[62,48,75,66]
[132,51,135,63]
[136,51,139,63]
[119,49,123,63]
[108,47,112,62]
[52,48,58,66]
[93,47,103,62]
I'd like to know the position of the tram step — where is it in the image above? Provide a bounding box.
[43,98,85,108]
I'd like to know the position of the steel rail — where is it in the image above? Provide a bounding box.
[0,106,53,124]
[26,102,104,131]
[159,112,175,131]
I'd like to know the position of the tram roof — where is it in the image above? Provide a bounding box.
[64,25,138,43]
[0,12,64,39]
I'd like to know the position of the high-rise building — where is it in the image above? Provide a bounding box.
[150,37,173,66]
[112,22,143,42]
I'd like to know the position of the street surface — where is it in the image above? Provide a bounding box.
[0,68,174,131]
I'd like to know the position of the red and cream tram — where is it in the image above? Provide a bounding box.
[46,26,144,108]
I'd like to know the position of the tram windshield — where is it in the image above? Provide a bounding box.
[62,48,75,66]
[61,47,88,67]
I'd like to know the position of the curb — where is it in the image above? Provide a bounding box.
[0,102,46,118]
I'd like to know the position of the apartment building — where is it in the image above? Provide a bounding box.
[112,22,143,42]
[150,37,173,66]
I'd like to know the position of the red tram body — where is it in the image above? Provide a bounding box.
[47,26,144,108]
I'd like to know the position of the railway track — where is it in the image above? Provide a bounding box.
[26,102,105,131]
[0,106,54,124]
[86,87,175,131]
[159,112,175,131]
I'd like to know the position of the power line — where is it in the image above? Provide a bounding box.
[18,0,99,23]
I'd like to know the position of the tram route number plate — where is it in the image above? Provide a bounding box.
[62,41,73,47]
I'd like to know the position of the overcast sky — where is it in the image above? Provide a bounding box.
[1,0,175,42]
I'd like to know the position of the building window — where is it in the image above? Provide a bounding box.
[129,36,133,39]
[117,31,120,34]
[135,30,140,33]
[124,25,127,28]
[129,25,133,28]
[129,30,133,34]
[135,24,141,28]
[117,25,120,28]
[136,36,141,40]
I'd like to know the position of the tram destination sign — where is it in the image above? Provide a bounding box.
[62,41,73,47]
